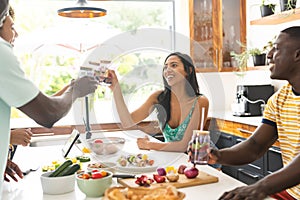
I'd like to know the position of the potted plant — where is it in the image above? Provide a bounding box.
[230,50,250,72]
[230,39,275,70]
[249,48,266,66]
[280,0,297,12]
[260,0,276,17]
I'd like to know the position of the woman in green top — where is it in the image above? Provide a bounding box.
[108,52,209,152]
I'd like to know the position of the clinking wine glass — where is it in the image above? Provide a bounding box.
[94,60,112,86]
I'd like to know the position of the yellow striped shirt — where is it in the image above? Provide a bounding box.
[263,83,300,199]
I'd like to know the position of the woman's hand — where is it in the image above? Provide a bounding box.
[10,128,33,146]
[137,136,150,150]
[4,159,23,182]
[107,69,119,90]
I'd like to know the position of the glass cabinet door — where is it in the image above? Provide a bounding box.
[191,0,214,70]
[190,0,246,72]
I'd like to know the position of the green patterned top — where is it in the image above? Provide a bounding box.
[162,97,199,142]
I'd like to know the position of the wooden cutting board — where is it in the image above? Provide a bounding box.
[117,171,218,188]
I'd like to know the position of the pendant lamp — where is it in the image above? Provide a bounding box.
[58,0,107,18]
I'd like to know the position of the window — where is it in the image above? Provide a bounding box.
[10,0,189,127]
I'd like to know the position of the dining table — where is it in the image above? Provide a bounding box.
[2,129,271,200]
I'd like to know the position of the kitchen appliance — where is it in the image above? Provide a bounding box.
[232,84,274,117]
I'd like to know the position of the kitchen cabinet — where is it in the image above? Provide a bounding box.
[265,146,283,175]
[189,0,246,72]
[210,131,237,177]
[209,118,283,184]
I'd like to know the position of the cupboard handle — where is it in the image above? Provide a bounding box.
[215,49,218,68]
[238,169,259,180]
[236,138,245,144]
[220,134,233,140]
[269,147,281,154]
[237,128,253,134]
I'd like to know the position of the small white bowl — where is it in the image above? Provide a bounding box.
[40,171,75,195]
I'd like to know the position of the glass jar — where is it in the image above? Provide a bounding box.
[189,130,210,165]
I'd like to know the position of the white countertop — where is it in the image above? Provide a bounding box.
[2,130,251,200]
[210,111,263,127]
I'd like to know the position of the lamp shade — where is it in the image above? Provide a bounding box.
[58,0,106,18]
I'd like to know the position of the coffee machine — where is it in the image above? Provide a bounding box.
[232,84,274,117]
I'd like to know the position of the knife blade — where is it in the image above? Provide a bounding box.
[112,174,137,179]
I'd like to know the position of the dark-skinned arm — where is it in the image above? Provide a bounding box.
[218,151,300,200]
[18,76,98,128]
[256,154,300,195]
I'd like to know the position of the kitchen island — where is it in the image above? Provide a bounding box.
[2,130,271,200]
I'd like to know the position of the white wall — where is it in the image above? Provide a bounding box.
[197,70,287,112]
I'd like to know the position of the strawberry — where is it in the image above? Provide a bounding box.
[153,174,166,183]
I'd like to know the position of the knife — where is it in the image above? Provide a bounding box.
[112,174,137,179]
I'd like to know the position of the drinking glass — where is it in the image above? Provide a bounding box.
[189,130,210,165]
[94,61,112,86]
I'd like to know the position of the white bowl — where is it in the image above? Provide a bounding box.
[40,171,75,195]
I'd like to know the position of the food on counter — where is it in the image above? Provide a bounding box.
[153,174,166,183]
[49,160,72,177]
[177,165,187,174]
[59,164,81,176]
[184,167,199,179]
[165,166,177,174]
[94,139,103,143]
[105,186,185,200]
[78,169,109,180]
[166,174,179,182]
[135,175,154,187]
[82,147,91,153]
[88,163,108,169]
[156,167,166,176]
[76,155,91,162]
[87,137,125,155]
[117,154,154,167]
[48,160,80,177]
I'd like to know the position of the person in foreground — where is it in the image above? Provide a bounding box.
[209,26,300,200]
[0,0,98,194]
[108,52,209,152]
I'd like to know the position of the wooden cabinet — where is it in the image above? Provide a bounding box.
[189,0,246,72]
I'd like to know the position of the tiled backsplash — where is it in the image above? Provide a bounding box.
[197,70,287,112]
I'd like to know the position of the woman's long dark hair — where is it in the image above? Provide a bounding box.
[155,52,201,130]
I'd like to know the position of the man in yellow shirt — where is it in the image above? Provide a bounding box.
[209,26,300,200]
